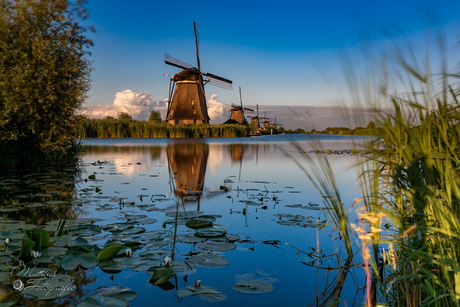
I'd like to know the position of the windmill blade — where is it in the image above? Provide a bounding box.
[194,22,201,72]
[239,87,243,107]
[164,53,195,70]
[243,107,254,112]
[204,73,233,90]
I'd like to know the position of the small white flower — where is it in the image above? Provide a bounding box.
[31,250,41,259]
[164,256,171,266]
[113,226,118,231]
[125,248,133,257]
[4,238,10,245]
[194,280,201,287]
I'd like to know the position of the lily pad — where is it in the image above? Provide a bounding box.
[189,252,230,267]
[60,254,99,270]
[232,281,274,294]
[177,285,221,298]
[76,287,137,307]
[195,227,227,238]
[197,242,236,252]
[97,244,123,261]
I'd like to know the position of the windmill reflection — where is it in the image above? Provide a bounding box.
[166,143,209,208]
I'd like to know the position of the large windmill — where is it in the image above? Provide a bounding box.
[248,105,269,130]
[164,22,232,125]
[224,87,253,125]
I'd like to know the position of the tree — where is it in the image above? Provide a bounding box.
[366,121,376,129]
[104,116,115,121]
[148,110,162,123]
[118,112,132,120]
[278,127,285,133]
[0,0,93,168]
[311,128,316,134]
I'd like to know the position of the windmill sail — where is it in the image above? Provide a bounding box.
[165,22,232,125]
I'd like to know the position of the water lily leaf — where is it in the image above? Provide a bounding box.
[225,234,241,242]
[232,281,273,294]
[199,292,228,302]
[198,242,237,252]
[68,225,102,237]
[148,268,174,285]
[195,227,227,238]
[131,259,161,271]
[97,244,123,261]
[165,211,204,218]
[73,237,97,252]
[189,252,230,268]
[0,230,24,240]
[76,287,137,307]
[109,257,143,270]
[22,274,75,300]
[185,219,213,229]
[50,235,77,247]
[147,260,196,275]
[177,285,221,298]
[177,234,206,244]
[60,253,99,270]
[139,249,171,260]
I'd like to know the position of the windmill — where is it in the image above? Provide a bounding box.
[248,104,269,130]
[164,22,232,125]
[224,87,253,125]
[272,116,283,129]
[262,112,272,129]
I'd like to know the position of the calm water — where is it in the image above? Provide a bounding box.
[0,134,368,306]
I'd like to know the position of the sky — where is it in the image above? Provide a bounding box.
[81,0,460,129]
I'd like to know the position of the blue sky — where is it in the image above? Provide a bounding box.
[82,0,460,128]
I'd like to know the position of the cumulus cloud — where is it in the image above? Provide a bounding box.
[81,89,168,120]
[207,94,229,123]
[82,90,378,130]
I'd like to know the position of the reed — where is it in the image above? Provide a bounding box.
[76,119,250,139]
[296,31,460,306]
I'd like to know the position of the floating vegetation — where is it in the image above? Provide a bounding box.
[232,281,274,295]
[177,285,227,302]
[76,287,137,306]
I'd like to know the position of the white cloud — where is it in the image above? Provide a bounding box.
[207,94,229,123]
[81,89,168,120]
[81,90,378,130]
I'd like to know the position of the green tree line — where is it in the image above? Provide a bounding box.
[0,0,93,169]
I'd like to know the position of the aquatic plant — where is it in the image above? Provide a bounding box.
[76,119,250,138]
[302,30,460,306]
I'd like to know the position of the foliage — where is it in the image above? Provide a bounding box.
[118,112,132,120]
[366,121,376,129]
[300,32,460,306]
[148,110,162,123]
[76,119,250,138]
[0,0,93,169]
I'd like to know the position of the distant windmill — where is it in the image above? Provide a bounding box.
[262,112,271,129]
[272,117,283,129]
[224,87,253,125]
[164,22,233,125]
[248,104,269,130]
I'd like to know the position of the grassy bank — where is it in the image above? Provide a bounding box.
[76,119,250,138]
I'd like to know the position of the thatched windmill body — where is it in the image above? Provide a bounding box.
[224,87,253,125]
[165,22,232,125]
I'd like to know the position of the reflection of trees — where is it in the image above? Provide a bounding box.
[0,173,79,225]
[167,143,209,199]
